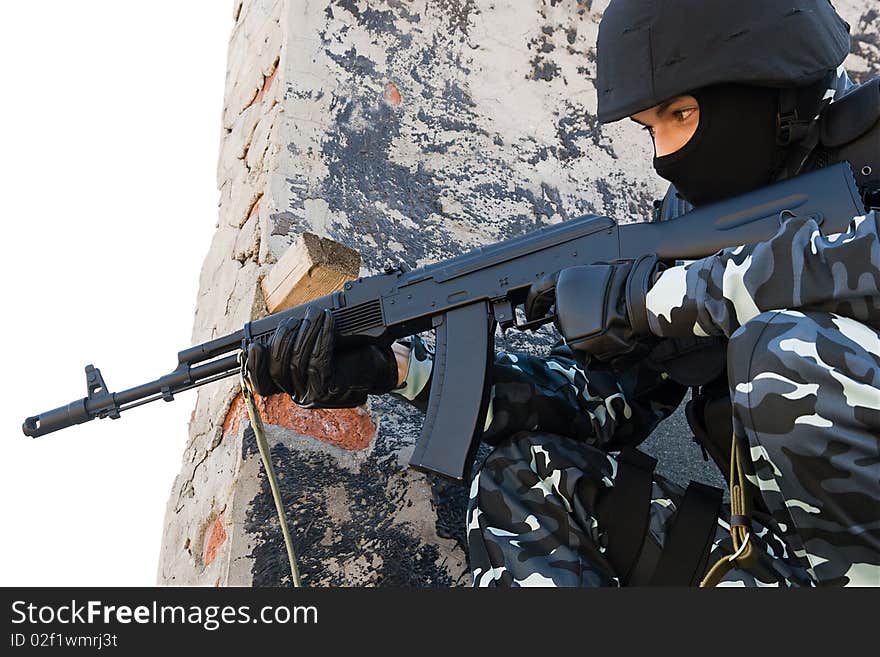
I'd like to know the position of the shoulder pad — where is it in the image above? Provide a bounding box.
[820,78,880,149]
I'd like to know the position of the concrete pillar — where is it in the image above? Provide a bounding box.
[158,0,878,586]
[846,1,880,84]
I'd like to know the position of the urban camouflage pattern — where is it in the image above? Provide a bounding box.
[466,428,813,587]
[481,345,686,450]
[727,310,880,586]
[463,229,880,586]
[645,211,880,339]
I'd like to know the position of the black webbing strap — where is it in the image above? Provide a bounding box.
[598,448,657,585]
[650,481,724,586]
[775,80,837,181]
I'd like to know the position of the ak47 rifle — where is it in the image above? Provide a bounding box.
[22,163,866,483]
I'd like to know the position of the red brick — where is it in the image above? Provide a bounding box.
[222,392,376,450]
[254,61,279,105]
[202,513,227,566]
[247,196,261,222]
[384,81,402,107]
[222,394,245,437]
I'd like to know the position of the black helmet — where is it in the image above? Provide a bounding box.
[596,0,851,124]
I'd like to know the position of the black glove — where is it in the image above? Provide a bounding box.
[246,305,398,408]
[525,255,663,364]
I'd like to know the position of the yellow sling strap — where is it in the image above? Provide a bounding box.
[239,353,302,587]
[700,433,758,587]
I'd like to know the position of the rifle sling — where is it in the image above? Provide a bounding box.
[595,448,724,586]
[650,481,724,586]
[597,448,657,585]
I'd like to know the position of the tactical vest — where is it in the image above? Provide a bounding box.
[648,77,880,480]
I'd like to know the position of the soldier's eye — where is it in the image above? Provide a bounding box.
[673,108,697,122]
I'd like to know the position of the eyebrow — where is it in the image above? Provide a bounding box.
[630,98,683,126]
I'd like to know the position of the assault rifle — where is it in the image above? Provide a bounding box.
[22,163,866,483]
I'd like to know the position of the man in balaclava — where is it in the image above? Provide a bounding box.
[249,0,880,586]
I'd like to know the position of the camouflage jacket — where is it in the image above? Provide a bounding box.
[645,210,880,339]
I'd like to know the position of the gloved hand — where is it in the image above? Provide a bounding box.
[525,255,664,364]
[245,305,399,408]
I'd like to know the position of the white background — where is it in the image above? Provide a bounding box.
[0,2,231,585]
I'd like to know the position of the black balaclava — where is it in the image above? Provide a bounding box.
[652,84,785,207]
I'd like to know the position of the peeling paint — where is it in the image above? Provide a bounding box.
[223,392,376,450]
[202,512,228,566]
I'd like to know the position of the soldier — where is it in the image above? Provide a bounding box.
[248,0,880,587]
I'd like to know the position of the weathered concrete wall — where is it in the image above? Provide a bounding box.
[158,0,880,586]
[846,1,880,84]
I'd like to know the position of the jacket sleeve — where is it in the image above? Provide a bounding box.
[645,210,880,338]
[390,338,686,450]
